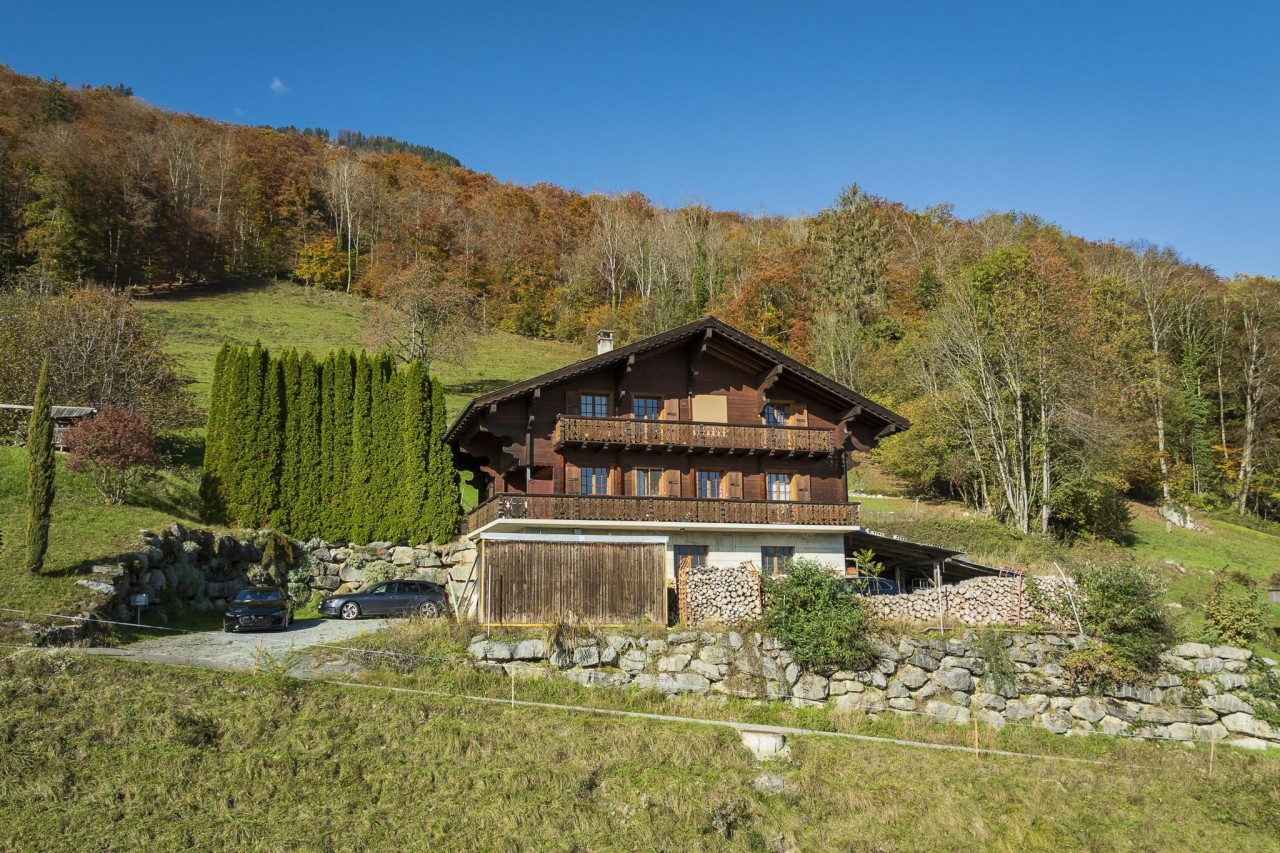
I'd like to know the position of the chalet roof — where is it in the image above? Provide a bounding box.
[0,403,97,419]
[446,316,909,442]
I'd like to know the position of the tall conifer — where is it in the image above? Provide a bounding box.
[24,359,55,574]
[424,376,462,542]
[349,351,374,542]
[399,360,432,543]
[293,351,323,538]
[200,342,232,521]
[326,350,355,541]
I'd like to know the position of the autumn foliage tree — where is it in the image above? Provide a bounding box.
[64,407,161,504]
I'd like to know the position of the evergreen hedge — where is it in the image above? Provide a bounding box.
[201,344,460,544]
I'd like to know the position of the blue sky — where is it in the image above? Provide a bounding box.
[4,2,1277,277]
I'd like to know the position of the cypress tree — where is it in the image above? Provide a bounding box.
[234,344,271,526]
[319,352,337,539]
[399,360,432,543]
[275,349,301,530]
[220,345,255,524]
[371,352,402,541]
[24,359,56,574]
[326,350,356,542]
[349,351,374,542]
[292,351,323,538]
[423,375,462,542]
[200,342,232,521]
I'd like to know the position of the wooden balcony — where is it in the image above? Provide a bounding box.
[555,416,834,455]
[465,493,858,533]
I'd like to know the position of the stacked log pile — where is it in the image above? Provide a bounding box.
[679,561,762,626]
[864,575,1075,626]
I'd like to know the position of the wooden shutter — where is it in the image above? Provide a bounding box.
[663,469,681,497]
[727,470,743,500]
[791,405,808,427]
[564,391,581,417]
[794,473,811,501]
[565,462,580,494]
[663,397,679,420]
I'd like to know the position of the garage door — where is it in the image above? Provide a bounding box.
[481,538,667,625]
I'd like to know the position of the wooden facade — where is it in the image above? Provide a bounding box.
[481,538,667,625]
[448,317,909,531]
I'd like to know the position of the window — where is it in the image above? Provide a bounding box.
[580,466,609,495]
[632,396,662,420]
[581,393,610,418]
[766,472,792,502]
[674,545,708,569]
[696,470,722,498]
[760,546,795,575]
[764,403,789,426]
[635,468,663,497]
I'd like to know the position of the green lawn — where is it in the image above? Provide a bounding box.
[1,650,1277,851]
[138,279,589,414]
[0,445,209,617]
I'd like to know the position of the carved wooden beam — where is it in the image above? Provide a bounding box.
[875,423,899,440]
[687,328,714,393]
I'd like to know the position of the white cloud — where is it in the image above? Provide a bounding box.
[269,77,288,95]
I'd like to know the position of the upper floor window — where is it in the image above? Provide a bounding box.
[697,470,722,499]
[581,393,610,418]
[580,466,609,495]
[635,467,663,497]
[632,396,662,420]
[764,403,789,426]
[766,472,792,502]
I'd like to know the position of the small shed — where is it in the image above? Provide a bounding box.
[0,404,98,450]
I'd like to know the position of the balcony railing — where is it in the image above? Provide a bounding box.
[556,416,834,455]
[466,493,858,532]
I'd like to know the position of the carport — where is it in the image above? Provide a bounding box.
[844,528,1004,594]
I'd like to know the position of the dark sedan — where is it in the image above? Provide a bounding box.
[319,579,449,620]
[223,587,294,632]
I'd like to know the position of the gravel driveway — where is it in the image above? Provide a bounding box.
[82,617,397,675]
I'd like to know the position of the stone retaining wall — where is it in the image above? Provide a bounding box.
[63,523,477,621]
[468,630,1280,750]
[865,575,1075,626]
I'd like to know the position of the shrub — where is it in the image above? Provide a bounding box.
[973,627,1016,693]
[1204,581,1268,647]
[1062,642,1144,690]
[1049,475,1133,542]
[1072,561,1177,673]
[761,559,876,671]
[64,406,160,505]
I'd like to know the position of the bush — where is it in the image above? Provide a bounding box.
[64,406,160,505]
[761,559,876,671]
[1062,642,1144,689]
[1049,475,1133,542]
[1072,561,1177,673]
[1204,581,1268,647]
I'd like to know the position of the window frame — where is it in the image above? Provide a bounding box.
[696,469,724,499]
[579,466,610,495]
[763,401,791,427]
[580,392,611,419]
[634,467,663,497]
[674,545,708,569]
[765,472,793,502]
[632,396,663,421]
[760,545,795,576]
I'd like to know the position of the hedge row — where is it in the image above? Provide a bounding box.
[200,344,460,544]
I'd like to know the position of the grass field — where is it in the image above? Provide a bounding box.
[138,279,589,414]
[1,650,1278,852]
[0,446,210,617]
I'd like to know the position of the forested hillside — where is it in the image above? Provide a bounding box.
[1,66,1276,532]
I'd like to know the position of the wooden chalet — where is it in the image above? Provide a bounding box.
[446,317,910,624]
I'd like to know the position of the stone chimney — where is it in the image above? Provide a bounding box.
[596,330,615,355]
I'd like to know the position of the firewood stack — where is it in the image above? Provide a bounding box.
[678,561,762,626]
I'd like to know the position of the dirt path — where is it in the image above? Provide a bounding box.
[78,617,396,675]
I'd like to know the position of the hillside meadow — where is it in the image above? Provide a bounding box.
[1,650,1278,852]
